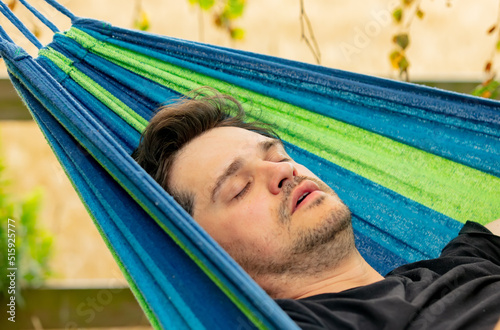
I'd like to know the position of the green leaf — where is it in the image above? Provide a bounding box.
[225,0,246,19]
[230,27,245,40]
[134,9,150,31]
[389,50,402,69]
[392,8,403,23]
[199,0,215,10]
[398,55,409,72]
[0,152,52,295]
[416,8,424,19]
[471,79,500,99]
[393,33,409,50]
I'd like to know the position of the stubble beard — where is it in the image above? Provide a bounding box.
[235,176,356,280]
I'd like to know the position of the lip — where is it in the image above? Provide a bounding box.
[291,180,321,214]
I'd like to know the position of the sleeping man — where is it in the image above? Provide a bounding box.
[132,91,500,329]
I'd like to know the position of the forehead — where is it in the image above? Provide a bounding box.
[169,126,277,195]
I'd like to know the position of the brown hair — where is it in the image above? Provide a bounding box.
[132,89,279,215]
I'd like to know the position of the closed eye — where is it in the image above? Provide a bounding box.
[234,182,251,200]
[280,157,292,162]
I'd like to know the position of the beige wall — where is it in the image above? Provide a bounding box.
[0,1,498,282]
[0,0,498,80]
[0,122,126,282]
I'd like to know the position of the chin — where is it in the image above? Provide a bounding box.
[290,200,352,253]
[318,194,351,222]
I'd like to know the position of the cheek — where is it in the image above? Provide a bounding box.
[198,191,283,249]
[197,198,274,240]
[240,194,276,221]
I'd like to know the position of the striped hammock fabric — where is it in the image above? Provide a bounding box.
[1,0,499,329]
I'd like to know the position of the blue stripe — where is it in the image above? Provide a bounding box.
[49,34,181,120]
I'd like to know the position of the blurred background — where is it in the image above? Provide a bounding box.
[1,0,499,328]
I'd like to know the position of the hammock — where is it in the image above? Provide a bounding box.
[1,0,499,328]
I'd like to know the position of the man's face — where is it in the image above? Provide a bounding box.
[169,127,354,291]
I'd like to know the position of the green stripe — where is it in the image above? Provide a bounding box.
[63,27,500,225]
[65,29,196,95]
[38,47,148,132]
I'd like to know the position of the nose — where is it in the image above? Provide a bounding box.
[266,161,297,195]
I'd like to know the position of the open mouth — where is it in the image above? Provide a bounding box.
[296,192,311,207]
[291,181,320,214]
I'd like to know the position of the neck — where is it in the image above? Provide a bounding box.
[260,250,384,299]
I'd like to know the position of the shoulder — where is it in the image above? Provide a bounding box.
[440,220,500,264]
[386,221,500,277]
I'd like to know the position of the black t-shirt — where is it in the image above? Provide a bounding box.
[276,221,500,329]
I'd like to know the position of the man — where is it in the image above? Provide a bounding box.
[133,90,500,329]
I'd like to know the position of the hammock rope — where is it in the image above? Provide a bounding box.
[0,0,42,48]
[17,0,59,33]
[1,1,499,329]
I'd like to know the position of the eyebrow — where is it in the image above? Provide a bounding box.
[260,139,282,153]
[210,139,283,202]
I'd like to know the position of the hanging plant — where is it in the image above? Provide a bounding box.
[188,0,247,41]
